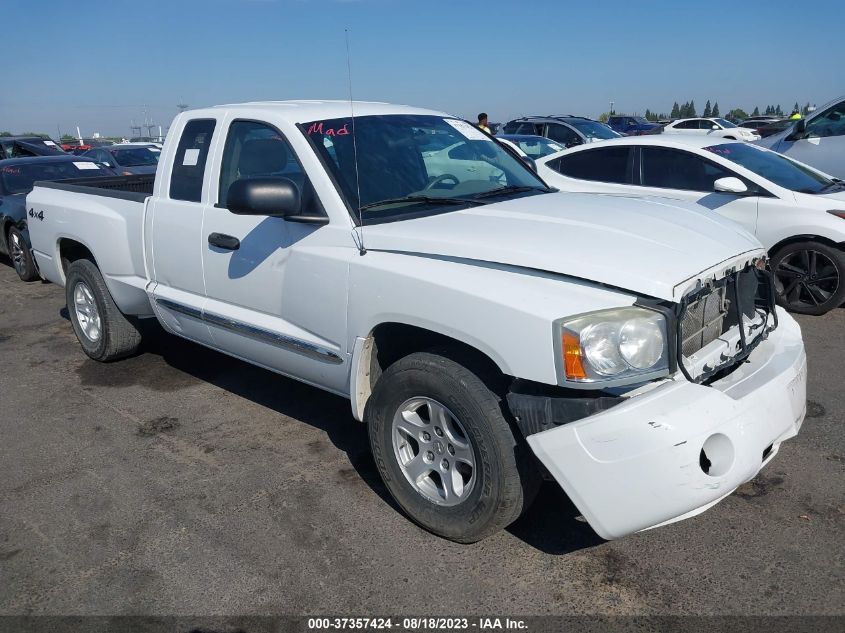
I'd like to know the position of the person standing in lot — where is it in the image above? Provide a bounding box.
[477,112,492,134]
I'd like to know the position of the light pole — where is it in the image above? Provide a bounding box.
[610,101,614,116]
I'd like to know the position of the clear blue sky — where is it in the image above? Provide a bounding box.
[1,0,842,137]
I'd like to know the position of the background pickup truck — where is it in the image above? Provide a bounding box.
[607,115,662,136]
[28,101,807,543]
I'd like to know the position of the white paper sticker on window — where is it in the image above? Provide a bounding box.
[182,148,200,166]
[44,140,57,146]
[73,161,100,170]
[444,119,491,142]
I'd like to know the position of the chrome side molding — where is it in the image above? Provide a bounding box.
[155,298,344,365]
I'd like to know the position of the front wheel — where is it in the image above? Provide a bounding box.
[7,226,38,282]
[367,349,539,542]
[771,241,845,315]
[65,259,142,361]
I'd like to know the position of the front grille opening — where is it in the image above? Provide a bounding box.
[677,265,777,384]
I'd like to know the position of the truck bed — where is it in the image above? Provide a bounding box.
[27,175,155,317]
[33,174,155,202]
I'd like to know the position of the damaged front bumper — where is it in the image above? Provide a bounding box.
[521,307,807,540]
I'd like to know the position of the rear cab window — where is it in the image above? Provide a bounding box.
[170,119,217,202]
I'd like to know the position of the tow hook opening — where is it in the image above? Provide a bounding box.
[762,443,774,462]
[699,433,735,477]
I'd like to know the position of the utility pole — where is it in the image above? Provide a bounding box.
[610,101,614,116]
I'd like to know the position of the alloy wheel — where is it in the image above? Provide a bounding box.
[73,281,102,342]
[774,249,840,311]
[391,397,476,506]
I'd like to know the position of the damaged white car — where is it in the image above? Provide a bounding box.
[27,101,807,542]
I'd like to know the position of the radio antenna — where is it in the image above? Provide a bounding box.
[345,28,366,256]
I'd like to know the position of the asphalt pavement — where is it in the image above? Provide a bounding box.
[0,259,842,617]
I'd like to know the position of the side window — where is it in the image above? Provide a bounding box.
[546,123,581,148]
[805,101,845,138]
[700,119,716,130]
[219,120,319,213]
[641,147,734,191]
[170,118,216,202]
[555,147,630,183]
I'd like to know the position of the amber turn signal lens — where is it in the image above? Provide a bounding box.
[562,331,587,379]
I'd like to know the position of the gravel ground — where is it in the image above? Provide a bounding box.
[0,259,842,617]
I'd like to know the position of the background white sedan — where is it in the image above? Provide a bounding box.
[537,136,845,314]
[663,117,761,141]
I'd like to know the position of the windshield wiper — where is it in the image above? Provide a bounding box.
[819,180,845,193]
[358,195,486,212]
[471,185,552,199]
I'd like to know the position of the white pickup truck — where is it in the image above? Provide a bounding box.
[27,101,808,543]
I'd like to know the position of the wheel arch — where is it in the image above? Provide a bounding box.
[57,237,98,282]
[349,321,511,422]
[768,233,845,257]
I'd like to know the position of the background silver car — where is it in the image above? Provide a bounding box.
[756,95,845,179]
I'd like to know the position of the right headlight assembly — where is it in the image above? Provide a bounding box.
[554,307,671,387]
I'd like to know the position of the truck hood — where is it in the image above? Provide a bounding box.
[361,192,763,302]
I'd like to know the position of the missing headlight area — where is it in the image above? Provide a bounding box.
[677,264,778,384]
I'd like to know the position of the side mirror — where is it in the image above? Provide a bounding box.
[714,176,749,194]
[711,125,720,130]
[227,177,301,217]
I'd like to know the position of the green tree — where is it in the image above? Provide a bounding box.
[712,102,720,117]
[802,102,810,115]
[60,134,76,142]
[729,108,748,121]
[670,102,680,118]
[598,112,610,123]
[752,106,760,116]
[0,131,11,137]
[793,102,800,113]
[775,104,783,116]
[703,100,712,118]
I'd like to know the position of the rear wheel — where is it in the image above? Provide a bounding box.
[65,259,141,361]
[771,241,845,315]
[7,226,38,282]
[367,349,539,542]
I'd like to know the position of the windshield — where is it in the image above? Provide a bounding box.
[567,119,621,140]
[111,147,160,167]
[704,143,837,194]
[715,118,737,128]
[0,160,109,194]
[303,114,548,221]
[502,136,566,158]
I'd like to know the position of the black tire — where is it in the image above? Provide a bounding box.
[7,226,38,282]
[367,349,540,543]
[65,259,141,361]
[770,241,845,316]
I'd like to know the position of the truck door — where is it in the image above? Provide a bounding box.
[147,117,220,345]
[199,119,349,393]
